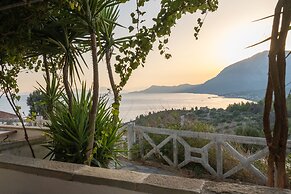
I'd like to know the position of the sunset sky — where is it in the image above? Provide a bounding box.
[18,0,291,93]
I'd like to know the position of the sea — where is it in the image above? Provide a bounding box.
[0,93,251,122]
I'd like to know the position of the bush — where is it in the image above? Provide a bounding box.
[235,126,264,153]
[44,86,123,167]
[286,154,291,183]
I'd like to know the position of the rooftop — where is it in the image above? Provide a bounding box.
[0,111,18,119]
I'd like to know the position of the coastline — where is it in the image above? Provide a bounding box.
[1,93,253,122]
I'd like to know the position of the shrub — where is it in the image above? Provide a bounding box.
[235,125,264,153]
[44,86,123,167]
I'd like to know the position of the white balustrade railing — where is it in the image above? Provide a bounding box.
[123,123,291,184]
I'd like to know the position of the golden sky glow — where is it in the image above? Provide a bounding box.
[18,0,291,93]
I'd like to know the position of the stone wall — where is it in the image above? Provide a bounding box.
[0,125,49,158]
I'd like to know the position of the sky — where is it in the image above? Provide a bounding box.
[17,0,291,93]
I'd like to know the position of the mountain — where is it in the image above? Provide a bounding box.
[193,51,291,99]
[134,84,198,93]
[136,51,291,100]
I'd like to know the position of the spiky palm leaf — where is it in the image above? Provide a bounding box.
[97,5,132,62]
[34,17,88,83]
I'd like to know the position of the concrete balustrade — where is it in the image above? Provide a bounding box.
[125,124,291,185]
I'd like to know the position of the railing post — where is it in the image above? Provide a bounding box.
[216,138,223,179]
[137,129,144,159]
[127,122,135,160]
[173,133,178,167]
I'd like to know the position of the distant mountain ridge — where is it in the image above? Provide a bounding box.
[135,51,291,100]
[193,51,291,99]
[133,84,198,93]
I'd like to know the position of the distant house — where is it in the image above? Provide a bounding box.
[0,111,19,125]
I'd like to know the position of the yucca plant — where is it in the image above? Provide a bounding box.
[44,85,123,167]
[37,73,63,116]
[92,95,123,167]
[44,86,90,163]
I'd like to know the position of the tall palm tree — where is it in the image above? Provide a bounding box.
[67,0,119,164]
[98,5,131,119]
[31,17,87,113]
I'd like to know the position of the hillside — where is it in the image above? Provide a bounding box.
[135,102,264,135]
[136,51,291,100]
[193,51,291,99]
[135,95,291,135]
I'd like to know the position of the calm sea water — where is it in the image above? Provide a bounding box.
[0,93,251,122]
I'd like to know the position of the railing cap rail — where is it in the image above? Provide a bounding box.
[131,125,291,147]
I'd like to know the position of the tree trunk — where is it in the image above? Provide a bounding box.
[0,64,35,158]
[263,68,274,186]
[263,0,291,188]
[43,54,53,114]
[85,32,99,165]
[43,54,50,86]
[264,1,281,186]
[105,48,120,119]
[4,89,35,158]
[63,61,72,114]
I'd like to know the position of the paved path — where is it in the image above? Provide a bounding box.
[110,158,177,176]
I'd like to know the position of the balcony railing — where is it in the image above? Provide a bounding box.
[124,123,291,184]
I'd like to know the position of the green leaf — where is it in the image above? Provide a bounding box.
[165,53,172,59]
[128,26,134,33]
